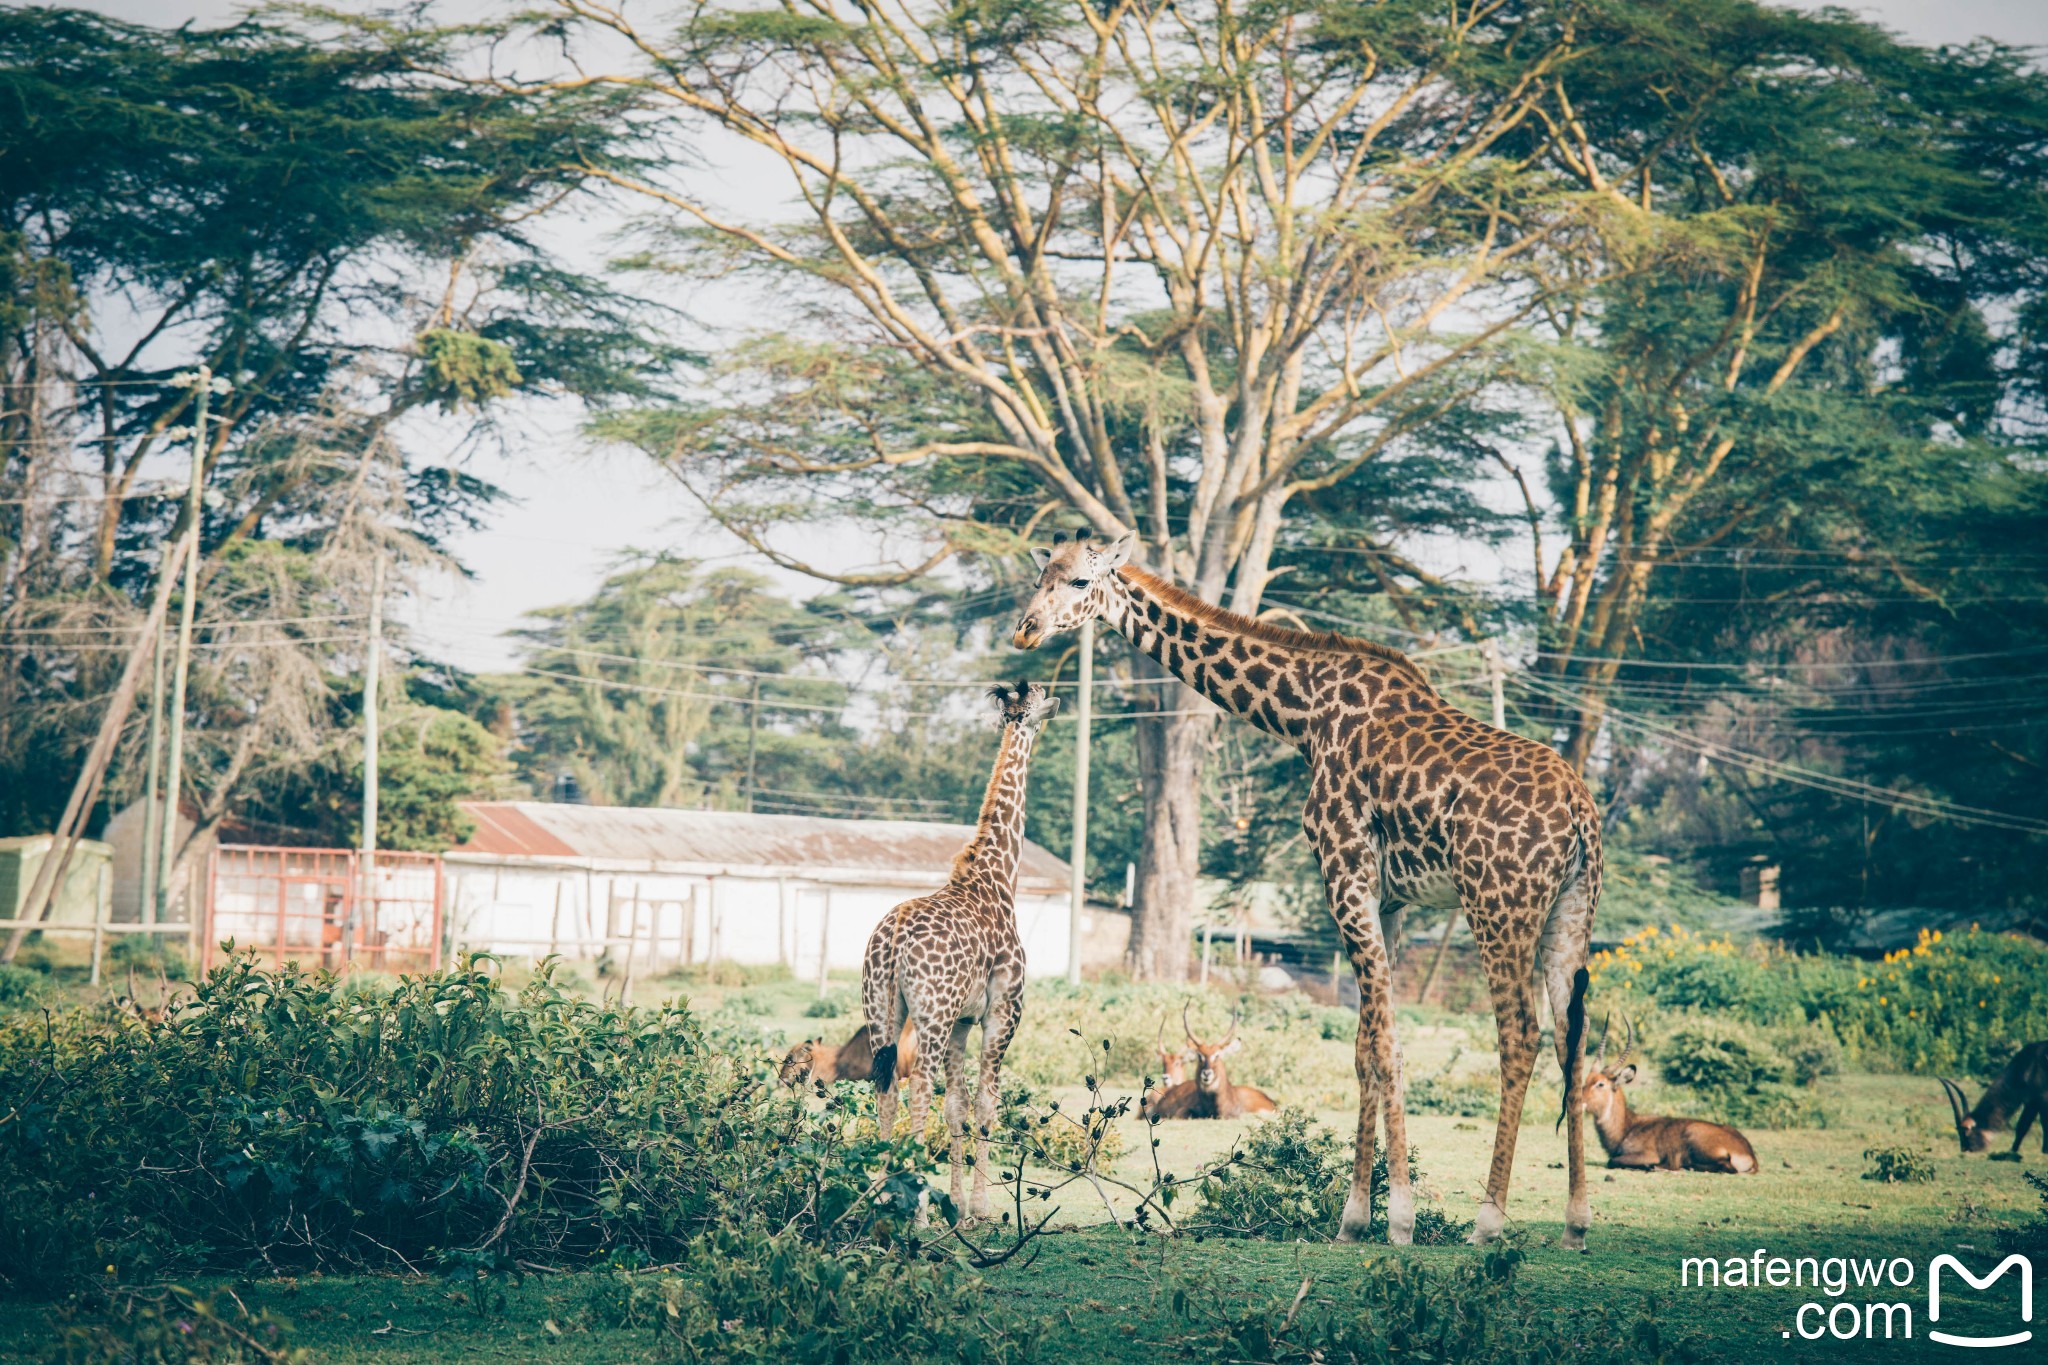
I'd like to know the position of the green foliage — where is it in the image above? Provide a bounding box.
[1862,1146,1934,1185]
[1192,1109,1468,1244]
[415,329,523,411]
[804,993,847,1019]
[0,954,914,1290]
[1404,1049,1501,1118]
[578,1226,1036,1362]
[1595,924,2048,1075]
[1654,1019,1809,1128]
[0,964,44,1008]
[2000,1173,2048,1257]
[107,934,189,982]
[1168,1240,1704,1364]
[39,1284,308,1364]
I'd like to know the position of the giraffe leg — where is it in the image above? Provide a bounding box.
[1540,872,1597,1249]
[1469,911,1542,1245]
[903,1009,939,1143]
[941,1017,974,1217]
[1321,866,1406,1244]
[973,984,1023,1221]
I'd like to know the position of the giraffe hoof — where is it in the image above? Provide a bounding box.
[1561,1227,1588,1252]
[1334,1220,1369,1244]
[1469,1202,1506,1245]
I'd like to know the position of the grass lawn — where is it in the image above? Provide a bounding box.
[0,963,2039,1361]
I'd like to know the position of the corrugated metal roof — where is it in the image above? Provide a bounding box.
[451,801,1071,890]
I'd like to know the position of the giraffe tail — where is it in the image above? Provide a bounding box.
[1557,965,1590,1132]
[872,1042,899,1095]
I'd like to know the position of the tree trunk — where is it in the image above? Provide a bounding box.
[1129,670,1209,981]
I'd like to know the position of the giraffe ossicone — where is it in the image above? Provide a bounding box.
[1013,535,1602,1251]
[861,680,1056,1222]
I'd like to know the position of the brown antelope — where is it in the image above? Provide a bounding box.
[1142,1005,1280,1120]
[779,1023,917,1089]
[1582,1017,1758,1174]
[1941,1041,2048,1157]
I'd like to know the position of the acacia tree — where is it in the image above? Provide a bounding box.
[1505,4,2048,768]
[515,0,1610,975]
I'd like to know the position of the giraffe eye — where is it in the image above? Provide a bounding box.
[1069,578,1090,589]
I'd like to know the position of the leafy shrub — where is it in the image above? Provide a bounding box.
[1652,1018,1819,1127]
[39,1284,307,1364]
[0,954,910,1290]
[1778,1029,1843,1086]
[1405,1048,1500,1117]
[579,1225,1037,1362]
[1592,924,2048,1075]
[805,992,847,1018]
[1193,1108,1468,1243]
[107,934,190,981]
[729,991,775,1017]
[0,964,44,1008]
[1863,1145,1934,1184]
[1169,1241,1703,1363]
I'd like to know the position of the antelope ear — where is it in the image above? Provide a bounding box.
[1099,530,1137,570]
[1615,1064,1637,1085]
[1216,1036,1242,1058]
[1030,547,1053,569]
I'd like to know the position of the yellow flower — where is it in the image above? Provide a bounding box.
[1879,996,1888,1006]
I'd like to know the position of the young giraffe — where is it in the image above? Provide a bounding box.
[1014,532,1601,1249]
[863,681,1059,1220]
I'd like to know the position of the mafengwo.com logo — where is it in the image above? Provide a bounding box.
[1680,1249,2032,1346]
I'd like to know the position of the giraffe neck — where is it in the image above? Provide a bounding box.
[1099,566,1424,745]
[947,721,1039,898]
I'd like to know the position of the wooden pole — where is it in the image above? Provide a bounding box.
[156,366,214,924]
[1067,619,1092,986]
[745,676,760,812]
[1199,921,1212,986]
[139,627,165,926]
[3,535,192,962]
[815,893,832,999]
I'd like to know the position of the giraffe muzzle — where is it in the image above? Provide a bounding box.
[1012,617,1042,650]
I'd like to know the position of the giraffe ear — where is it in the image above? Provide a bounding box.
[1098,530,1137,570]
[1030,547,1053,569]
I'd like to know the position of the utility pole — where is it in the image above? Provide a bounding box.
[1066,619,1092,986]
[138,626,166,926]
[744,675,760,812]
[356,552,383,966]
[156,366,219,924]
[1484,638,1506,730]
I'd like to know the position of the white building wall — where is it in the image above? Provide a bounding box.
[444,859,1071,978]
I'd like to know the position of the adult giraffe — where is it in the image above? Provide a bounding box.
[1014,532,1601,1248]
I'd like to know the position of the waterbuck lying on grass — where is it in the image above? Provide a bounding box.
[779,1023,917,1089]
[1582,1017,1758,1174]
[1941,1041,2048,1157]
[1142,1005,1279,1120]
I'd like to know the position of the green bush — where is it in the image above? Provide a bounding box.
[1863,1145,1935,1185]
[1405,1049,1500,1118]
[39,1284,307,1364]
[1656,1019,1787,1095]
[1593,925,2048,1075]
[1192,1108,1468,1243]
[804,992,847,1019]
[1170,1242,1703,1364]
[579,1225,1037,1362]
[0,964,44,1008]
[107,934,190,981]
[0,954,911,1291]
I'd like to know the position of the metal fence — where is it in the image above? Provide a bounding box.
[204,845,442,974]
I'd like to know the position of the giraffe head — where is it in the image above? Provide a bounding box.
[987,680,1061,734]
[1011,529,1137,650]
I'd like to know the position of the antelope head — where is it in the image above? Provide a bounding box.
[1580,1014,1639,1128]
[1154,1018,1188,1088]
[1183,1003,1243,1096]
[1939,1077,1992,1154]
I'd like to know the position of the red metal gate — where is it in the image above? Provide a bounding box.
[204,846,443,974]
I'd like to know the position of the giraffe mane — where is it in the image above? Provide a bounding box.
[1121,567,1432,683]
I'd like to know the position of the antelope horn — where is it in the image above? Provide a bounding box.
[1616,1014,1636,1070]
[1221,1006,1240,1050]
[1594,1013,1613,1071]
[1182,1001,1201,1049]
[1157,1017,1167,1056]
[1940,1077,1971,1149]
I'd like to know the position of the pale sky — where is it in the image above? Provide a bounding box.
[68,0,2048,672]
